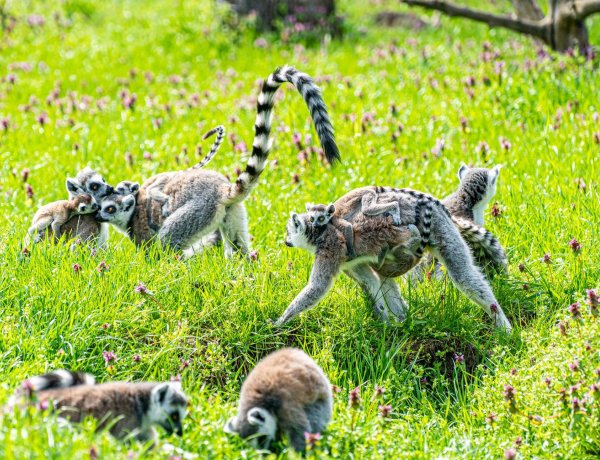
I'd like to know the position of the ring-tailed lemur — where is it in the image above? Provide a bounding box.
[413,164,504,281]
[27,194,99,243]
[97,66,340,257]
[224,348,332,452]
[8,369,188,442]
[56,167,115,246]
[280,185,512,332]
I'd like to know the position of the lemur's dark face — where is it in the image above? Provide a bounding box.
[75,194,99,214]
[96,193,136,228]
[66,168,114,201]
[224,407,277,451]
[457,165,501,206]
[114,181,140,196]
[285,213,316,252]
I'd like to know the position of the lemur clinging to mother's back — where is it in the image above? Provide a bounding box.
[97,66,340,257]
[281,185,512,331]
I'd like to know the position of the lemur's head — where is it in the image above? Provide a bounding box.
[285,212,317,252]
[457,164,501,207]
[66,167,114,201]
[72,194,99,214]
[95,193,136,229]
[147,382,188,437]
[224,406,277,451]
[114,181,140,196]
[305,203,335,227]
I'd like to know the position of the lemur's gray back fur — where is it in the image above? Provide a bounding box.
[193,125,226,169]
[227,65,340,204]
[373,186,506,270]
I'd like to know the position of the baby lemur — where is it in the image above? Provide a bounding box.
[224,348,332,453]
[306,192,402,259]
[280,185,512,332]
[28,194,98,243]
[53,167,115,245]
[97,66,340,257]
[9,369,188,442]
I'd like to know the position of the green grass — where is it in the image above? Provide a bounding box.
[0,0,599,458]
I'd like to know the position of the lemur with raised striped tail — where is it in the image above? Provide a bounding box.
[8,369,188,442]
[97,66,340,257]
[280,185,512,332]
[224,348,332,453]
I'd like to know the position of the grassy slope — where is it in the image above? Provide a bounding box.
[0,0,599,458]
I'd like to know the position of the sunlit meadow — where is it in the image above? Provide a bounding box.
[0,0,599,458]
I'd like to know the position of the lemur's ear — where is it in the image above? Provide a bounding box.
[327,204,336,214]
[130,182,140,195]
[291,212,300,226]
[458,164,469,181]
[122,194,136,212]
[223,417,238,434]
[66,177,83,195]
[490,164,502,184]
[305,203,313,212]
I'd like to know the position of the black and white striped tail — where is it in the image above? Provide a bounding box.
[414,198,433,257]
[193,125,225,169]
[228,65,340,203]
[24,369,95,392]
[453,217,508,271]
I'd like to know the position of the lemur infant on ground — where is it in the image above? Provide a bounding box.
[306,191,402,260]
[28,194,98,243]
[9,369,187,442]
[224,348,332,453]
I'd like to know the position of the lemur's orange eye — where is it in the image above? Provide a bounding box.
[309,217,315,222]
[318,216,324,222]
[106,206,116,214]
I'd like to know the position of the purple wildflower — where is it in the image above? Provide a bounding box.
[72,263,81,273]
[569,238,581,253]
[453,353,465,364]
[36,112,49,126]
[542,253,552,264]
[503,384,516,401]
[586,289,598,315]
[132,354,141,362]
[378,404,392,418]
[103,350,116,364]
[568,302,581,318]
[504,448,517,460]
[25,184,34,199]
[349,386,361,408]
[304,432,321,449]
[135,282,148,294]
[569,360,579,372]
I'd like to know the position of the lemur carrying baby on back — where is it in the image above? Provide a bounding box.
[282,184,511,332]
[96,66,340,257]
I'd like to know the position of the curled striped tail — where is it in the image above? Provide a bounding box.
[227,65,340,204]
[414,198,434,257]
[452,216,508,271]
[193,125,226,169]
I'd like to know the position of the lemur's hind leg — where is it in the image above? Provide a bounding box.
[345,264,391,323]
[158,202,221,251]
[430,218,512,332]
[361,191,401,226]
[380,277,409,322]
[220,203,250,258]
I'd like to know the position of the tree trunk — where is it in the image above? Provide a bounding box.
[223,0,337,31]
[401,0,599,56]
